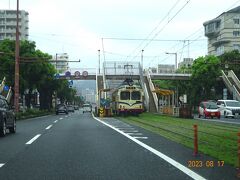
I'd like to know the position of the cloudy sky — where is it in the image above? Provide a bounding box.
[1,0,240,69]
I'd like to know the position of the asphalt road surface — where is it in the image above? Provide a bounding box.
[0,110,237,180]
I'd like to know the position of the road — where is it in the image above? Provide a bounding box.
[0,110,237,180]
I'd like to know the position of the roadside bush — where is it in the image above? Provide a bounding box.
[16,108,53,120]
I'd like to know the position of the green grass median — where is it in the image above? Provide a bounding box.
[117,113,239,167]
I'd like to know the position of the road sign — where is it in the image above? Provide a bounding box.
[68,80,73,87]
[4,85,9,91]
[54,73,60,79]
[74,71,80,79]
[65,71,71,77]
[99,107,104,117]
[82,71,88,77]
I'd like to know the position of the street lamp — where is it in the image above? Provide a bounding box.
[141,49,144,69]
[98,50,100,74]
[165,52,177,71]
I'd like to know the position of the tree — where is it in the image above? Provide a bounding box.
[219,50,240,78]
[189,55,222,106]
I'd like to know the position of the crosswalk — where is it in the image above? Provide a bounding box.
[101,118,148,140]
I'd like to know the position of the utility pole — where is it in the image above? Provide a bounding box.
[14,0,20,112]
[98,50,100,74]
[165,52,177,71]
[141,49,144,70]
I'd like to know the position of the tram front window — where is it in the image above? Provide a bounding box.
[131,91,140,100]
[120,91,130,100]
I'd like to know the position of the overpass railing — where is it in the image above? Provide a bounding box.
[139,65,149,111]
[103,61,140,76]
[146,70,158,112]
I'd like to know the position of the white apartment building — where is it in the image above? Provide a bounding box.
[203,6,240,56]
[51,53,69,73]
[0,10,29,41]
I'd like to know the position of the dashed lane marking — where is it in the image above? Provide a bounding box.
[54,120,58,123]
[121,130,139,133]
[0,163,5,168]
[93,116,206,180]
[45,125,53,130]
[132,137,148,139]
[25,134,41,145]
[126,133,143,135]
[59,117,63,120]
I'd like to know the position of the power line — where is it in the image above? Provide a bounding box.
[128,0,191,62]
[148,0,240,67]
[125,0,182,61]
[102,37,205,41]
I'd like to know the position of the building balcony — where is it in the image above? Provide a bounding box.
[203,19,221,38]
[212,39,230,46]
[204,28,220,38]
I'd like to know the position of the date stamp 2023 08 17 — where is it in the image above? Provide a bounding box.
[187,160,225,168]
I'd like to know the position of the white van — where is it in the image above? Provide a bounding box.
[83,104,92,113]
[217,100,240,118]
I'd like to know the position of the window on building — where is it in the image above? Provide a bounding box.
[207,23,214,32]
[216,46,224,56]
[233,44,240,51]
[233,19,240,24]
[233,31,240,36]
[216,21,220,28]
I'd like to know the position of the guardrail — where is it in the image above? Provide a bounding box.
[146,71,158,112]
[139,65,149,111]
[228,70,240,91]
[221,70,233,94]
[233,85,240,101]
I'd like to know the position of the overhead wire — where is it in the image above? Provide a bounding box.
[148,0,240,67]
[124,0,182,61]
[128,0,191,62]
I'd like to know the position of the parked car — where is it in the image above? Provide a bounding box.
[83,103,92,113]
[0,95,16,137]
[67,105,75,112]
[74,105,79,110]
[56,104,68,115]
[217,100,240,118]
[198,101,220,119]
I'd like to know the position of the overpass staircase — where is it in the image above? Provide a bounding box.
[144,71,158,113]
[221,70,240,101]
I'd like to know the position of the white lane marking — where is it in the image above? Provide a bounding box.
[54,120,58,123]
[93,116,206,180]
[133,137,148,139]
[126,133,143,135]
[121,130,138,133]
[59,117,63,120]
[45,125,53,130]
[118,128,136,130]
[26,134,41,145]
[0,163,5,168]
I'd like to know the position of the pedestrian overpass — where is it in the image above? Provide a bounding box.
[58,61,191,113]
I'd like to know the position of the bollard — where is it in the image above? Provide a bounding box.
[193,124,198,156]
